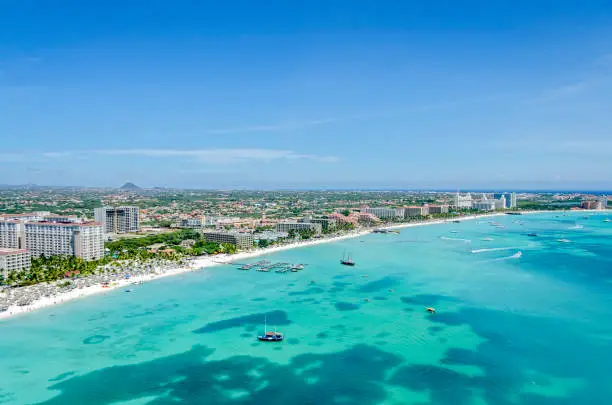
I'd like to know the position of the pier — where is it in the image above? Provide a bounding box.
[234,261,307,273]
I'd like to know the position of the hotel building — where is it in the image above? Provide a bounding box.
[0,220,24,249]
[362,207,402,219]
[179,218,202,229]
[201,231,254,250]
[404,206,429,217]
[427,205,449,214]
[472,200,497,211]
[276,222,322,235]
[0,248,31,276]
[298,217,335,230]
[454,192,473,209]
[94,206,140,234]
[23,222,105,260]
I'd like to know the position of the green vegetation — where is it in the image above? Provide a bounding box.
[105,229,201,253]
[3,255,111,286]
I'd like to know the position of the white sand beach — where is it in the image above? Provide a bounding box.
[0,213,503,320]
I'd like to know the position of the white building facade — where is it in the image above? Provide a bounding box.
[0,248,31,276]
[362,207,401,219]
[276,222,322,235]
[454,193,473,209]
[24,222,105,260]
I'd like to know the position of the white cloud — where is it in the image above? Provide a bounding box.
[205,118,339,135]
[41,148,338,164]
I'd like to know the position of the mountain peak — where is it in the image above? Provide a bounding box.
[119,182,141,190]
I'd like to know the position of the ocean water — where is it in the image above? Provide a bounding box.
[1,212,612,404]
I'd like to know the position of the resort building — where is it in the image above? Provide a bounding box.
[362,207,401,219]
[454,192,473,209]
[495,196,507,210]
[598,195,608,209]
[0,220,24,249]
[355,212,381,225]
[24,222,105,260]
[94,206,140,234]
[298,217,335,230]
[404,206,429,217]
[427,205,449,214]
[201,231,254,250]
[494,193,517,209]
[472,200,497,211]
[581,200,600,210]
[328,212,359,226]
[179,218,202,229]
[43,215,80,223]
[0,248,31,276]
[276,222,322,235]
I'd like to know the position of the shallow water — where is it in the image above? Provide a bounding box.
[1,212,612,404]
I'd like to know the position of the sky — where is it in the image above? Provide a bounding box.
[1,1,612,190]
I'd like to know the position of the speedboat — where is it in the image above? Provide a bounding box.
[557,238,571,243]
[426,307,436,313]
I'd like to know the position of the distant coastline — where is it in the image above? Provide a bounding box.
[2,210,607,320]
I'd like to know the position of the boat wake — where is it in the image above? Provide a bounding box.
[483,251,523,262]
[471,246,524,254]
[440,236,471,243]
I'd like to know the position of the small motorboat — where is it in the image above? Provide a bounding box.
[426,307,436,313]
[290,264,304,271]
[604,219,611,223]
[482,237,494,241]
[557,238,571,243]
[257,317,283,342]
[527,233,538,237]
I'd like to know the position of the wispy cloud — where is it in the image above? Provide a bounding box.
[0,153,26,163]
[205,118,339,135]
[489,138,612,156]
[42,152,72,158]
[529,76,611,103]
[204,97,499,135]
[42,148,339,164]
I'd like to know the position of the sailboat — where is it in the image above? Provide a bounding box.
[340,251,355,266]
[257,316,283,342]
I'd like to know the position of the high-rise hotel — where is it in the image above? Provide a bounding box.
[94,206,140,234]
[0,213,105,264]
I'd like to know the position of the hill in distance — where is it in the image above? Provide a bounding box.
[119,182,142,190]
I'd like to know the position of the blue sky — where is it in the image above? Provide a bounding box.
[1,1,612,189]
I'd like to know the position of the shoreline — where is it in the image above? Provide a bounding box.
[0,210,598,321]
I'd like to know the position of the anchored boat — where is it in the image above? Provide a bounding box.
[257,316,283,342]
[340,251,355,266]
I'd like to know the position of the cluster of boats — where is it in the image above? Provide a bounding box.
[237,260,306,273]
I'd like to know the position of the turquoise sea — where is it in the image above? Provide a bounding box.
[1,212,612,404]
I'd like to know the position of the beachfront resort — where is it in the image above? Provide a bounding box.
[0,187,609,318]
